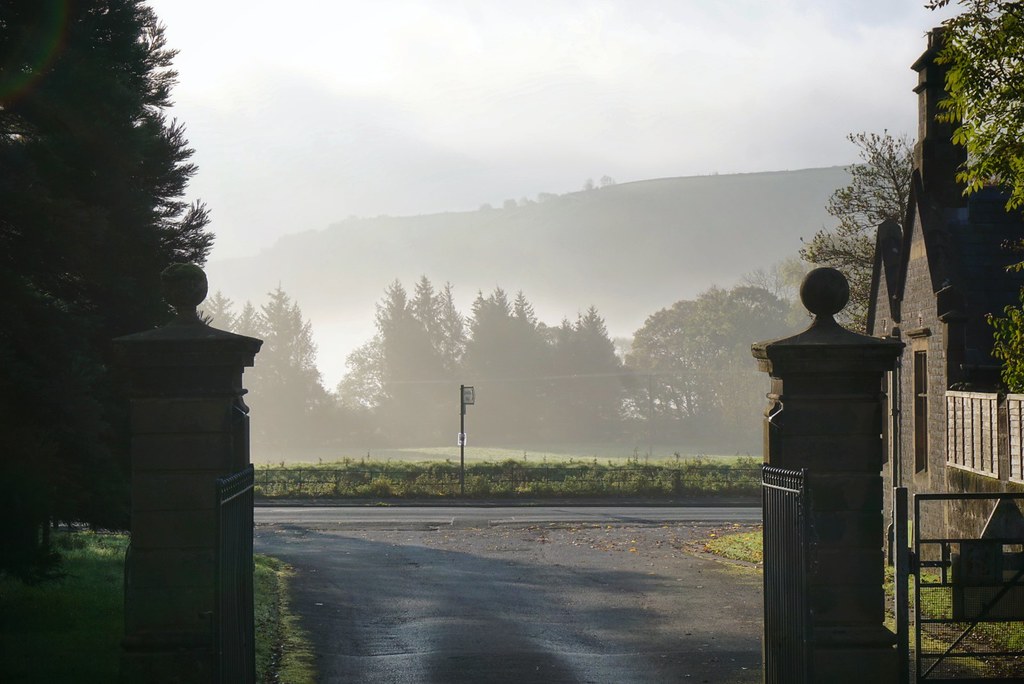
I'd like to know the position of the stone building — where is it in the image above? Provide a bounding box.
[866,29,1024,536]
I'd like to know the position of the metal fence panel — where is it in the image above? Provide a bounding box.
[216,465,255,684]
[762,465,812,684]
[913,493,1024,682]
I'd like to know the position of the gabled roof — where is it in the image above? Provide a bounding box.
[867,171,1024,366]
[893,169,964,311]
[866,217,902,334]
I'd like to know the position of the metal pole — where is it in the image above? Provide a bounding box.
[894,487,910,684]
[460,384,466,496]
[891,333,903,489]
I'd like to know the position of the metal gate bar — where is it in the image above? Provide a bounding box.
[762,465,811,684]
[216,465,255,684]
[905,492,1024,682]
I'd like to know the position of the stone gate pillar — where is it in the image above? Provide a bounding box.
[114,264,261,683]
[752,268,903,683]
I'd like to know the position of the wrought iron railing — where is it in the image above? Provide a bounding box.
[762,465,812,684]
[215,465,255,684]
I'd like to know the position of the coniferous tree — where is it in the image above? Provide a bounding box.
[245,287,328,450]
[0,1,212,578]
[338,279,468,444]
[234,301,261,338]
[463,288,553,441]
[555,307,624,440]
[375,280,448,443]
[436,282,466,373]
[411,276,442,346]
[199,290,236,329]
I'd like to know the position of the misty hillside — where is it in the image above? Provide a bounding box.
[206,166,850,384]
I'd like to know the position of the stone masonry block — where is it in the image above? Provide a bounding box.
[810,644,898,684]
[131,398,233,434]
[127,548,215,589]
[809,473,883,512]
[130,509,217,550]
[131,471,222,512]
[812,510,887,549]
[124,585,215,633]
[120,647,214,684]
[767,434,884,472]
[132,433,233,471]
[808,582,887,625]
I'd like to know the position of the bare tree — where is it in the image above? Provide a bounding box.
[800,131,912,331]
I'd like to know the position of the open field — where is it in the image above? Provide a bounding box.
[252,443,758,466]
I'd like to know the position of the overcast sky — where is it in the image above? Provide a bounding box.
[147,0,958,261]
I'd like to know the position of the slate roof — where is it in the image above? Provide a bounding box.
[868,177,1024,384]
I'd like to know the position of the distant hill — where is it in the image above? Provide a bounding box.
[206,166,850,385]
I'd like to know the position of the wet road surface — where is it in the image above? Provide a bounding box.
[255,508,762,683]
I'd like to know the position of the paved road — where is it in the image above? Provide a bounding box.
[256,506,763,684]
[255,504,761,529]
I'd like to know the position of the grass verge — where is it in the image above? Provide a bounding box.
[0,531,315,684]
[702,526,763,564]
[255,555,316,684]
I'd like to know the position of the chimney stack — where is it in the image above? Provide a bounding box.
[912,27,967,206]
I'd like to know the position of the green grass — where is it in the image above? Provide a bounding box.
[0,531,314,684]
[0,531,127,683]
[254,555,316,684]
[703,527,764,564]
[254,455,762,499]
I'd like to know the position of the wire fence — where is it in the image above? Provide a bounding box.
[254,461,761,499]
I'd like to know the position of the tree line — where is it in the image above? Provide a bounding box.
[204,276,800,452]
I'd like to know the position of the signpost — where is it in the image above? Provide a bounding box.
[459,385,474,496]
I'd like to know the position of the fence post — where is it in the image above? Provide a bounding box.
[114,265,261,683]
[752,268,903,683]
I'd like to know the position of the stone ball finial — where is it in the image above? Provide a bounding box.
[800,267,849,322]
[161,263,208,323]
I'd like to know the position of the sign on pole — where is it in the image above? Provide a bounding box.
[459,385,474,496]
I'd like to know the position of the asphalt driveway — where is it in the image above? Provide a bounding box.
[255,515,763,683]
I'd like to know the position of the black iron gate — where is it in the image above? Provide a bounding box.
[216,464,255,684]
[895,489,1024,682]
[762,465,812,684]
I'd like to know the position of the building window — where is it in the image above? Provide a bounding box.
[914,350,928,473]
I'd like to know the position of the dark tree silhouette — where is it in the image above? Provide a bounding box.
[0,1,212,578]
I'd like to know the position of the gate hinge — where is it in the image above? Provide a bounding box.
[907,550,919,573]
